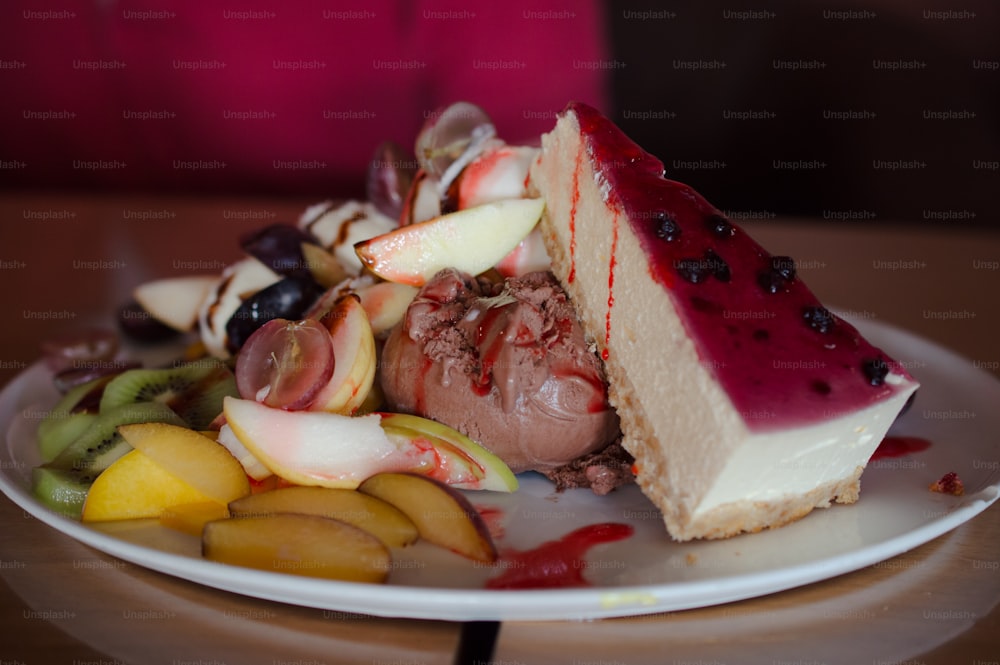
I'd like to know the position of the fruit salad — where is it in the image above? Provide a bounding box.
[31,101,551,583]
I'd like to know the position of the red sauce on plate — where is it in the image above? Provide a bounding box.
[485,522,634,590]
[870,436,932,460]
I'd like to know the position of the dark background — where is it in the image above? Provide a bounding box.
[608,0,999,224]
[1,1,997,225]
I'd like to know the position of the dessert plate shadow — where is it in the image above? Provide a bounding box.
[1,318,997,621]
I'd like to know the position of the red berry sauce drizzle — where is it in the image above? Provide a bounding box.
[485,522,634,590]
[563,102,916,431]
[870,435,932,460]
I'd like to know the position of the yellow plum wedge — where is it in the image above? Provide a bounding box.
[82,450,220,522]
[202,514,391,583]
[116,422,251,504]
[358,472,497,563]
[227,486,419,548]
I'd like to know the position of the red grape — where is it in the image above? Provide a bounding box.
[235,318,335,410]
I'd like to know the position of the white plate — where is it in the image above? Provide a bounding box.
[2,318,998,621]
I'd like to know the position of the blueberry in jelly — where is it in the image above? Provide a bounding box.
[757,271,784,294]
[677,251,731,284]
[704,249,731,282]
[862,357,889,386]
[705,213,734,237]
[771,256,796,281]
[811,380,832,396]
[758,255,797,294]
[675,257,709,283]
[802,306,835,334]
[654,211,681,242]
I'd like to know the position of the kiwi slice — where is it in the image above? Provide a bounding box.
[36,401,187,518]
[98,361,238,430]
[38,412,98,463]
[36,374,116,461]
[31,467,92,518]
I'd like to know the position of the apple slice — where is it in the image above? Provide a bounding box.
[354,197,545,287]
[379,413,518,492]
[116,422,251,504]
[202,514,391,582]
[82,449,222,522]
[311,295,377,414]
[228,486,419,548]
[358,472,497,563]
[134,275,218,332]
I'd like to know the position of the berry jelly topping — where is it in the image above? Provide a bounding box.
[568,102,915,431]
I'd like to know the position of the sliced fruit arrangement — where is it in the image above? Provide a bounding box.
[117,102,545,361]
[204,472,498,579]
[29,101,552,584]
[32,361,240,517]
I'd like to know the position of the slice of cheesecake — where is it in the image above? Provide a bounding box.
[528,102,919,541]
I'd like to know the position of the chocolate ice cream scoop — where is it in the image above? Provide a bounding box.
[379,268,620,473]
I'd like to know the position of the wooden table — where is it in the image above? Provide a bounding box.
[1,193,998,664]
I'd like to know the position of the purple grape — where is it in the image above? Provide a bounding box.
[366,140,417,219]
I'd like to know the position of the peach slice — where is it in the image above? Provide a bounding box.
[202,514,391,583]
[222,397,520,492]
[398,169,441,226]
[354,197,545,287]
[353,281,419,337]
[227,486,418,548]
[358,472,497,563]
[82,449,222,522]
[379,413,518,492]
[304,275,418,339]
[216,423,274,481]
[116,422,251,504]
[222,396,419,488]
[312,294,377,414]
[133,275,218,332]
